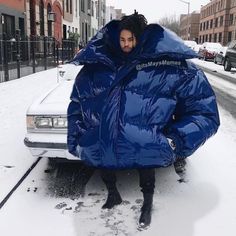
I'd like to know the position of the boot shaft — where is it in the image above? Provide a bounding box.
[142,193,153,210]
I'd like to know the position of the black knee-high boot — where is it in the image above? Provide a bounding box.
[101,169,122,209]
[139,193,153,227]
[138,168,155,227]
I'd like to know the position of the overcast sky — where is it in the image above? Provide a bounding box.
[106,0,210,22]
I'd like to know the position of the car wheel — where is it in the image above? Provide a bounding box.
[224,58,231,71]
[214,57,217,64]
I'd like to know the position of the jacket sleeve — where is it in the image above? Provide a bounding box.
[165,65,220,158]
[67,82,84,156]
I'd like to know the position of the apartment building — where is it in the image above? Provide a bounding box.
[1,0,106,42]
[24,0,63,41]
[62,0,80,40]
[105,6,125,23]
[180,11,200,42]
[106,6,116,23]
[199,0,236,46]
[225,0,236,43]
[96,0,106,29]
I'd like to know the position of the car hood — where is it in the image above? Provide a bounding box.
[27,80,74,116]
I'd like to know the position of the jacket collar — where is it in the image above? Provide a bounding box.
[71,20,198,68]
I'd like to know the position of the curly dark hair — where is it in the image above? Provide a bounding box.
[119,10,148,40]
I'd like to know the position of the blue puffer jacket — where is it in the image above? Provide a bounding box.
[67,20,220,169]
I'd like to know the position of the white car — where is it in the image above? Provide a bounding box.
[183,40,197,50]
[24,63,82,161]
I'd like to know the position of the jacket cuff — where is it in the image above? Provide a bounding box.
[166,133,183,156]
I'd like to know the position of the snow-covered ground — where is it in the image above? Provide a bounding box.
[0,60,236,236]
[193,58,236,76]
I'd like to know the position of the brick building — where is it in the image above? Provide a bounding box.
[25,0,63,41]
[199,0,236,46]
[180,11,200,42]
[0,0,26,39]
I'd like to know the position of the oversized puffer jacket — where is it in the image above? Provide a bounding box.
[67,20,220,169]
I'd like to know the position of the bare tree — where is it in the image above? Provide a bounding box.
[157,15,180,36]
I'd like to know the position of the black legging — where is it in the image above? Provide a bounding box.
[101,168,155,194]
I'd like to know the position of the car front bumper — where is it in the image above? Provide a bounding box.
[24,132,80,160]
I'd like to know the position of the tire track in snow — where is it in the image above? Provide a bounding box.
[0,157,42,209]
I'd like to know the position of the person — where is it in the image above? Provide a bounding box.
[67,12,220,228]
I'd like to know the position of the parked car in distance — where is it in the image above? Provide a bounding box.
[184,40,197,50]
[214,46,228,65]
[223,40,236,71]
[198,42,222,60]
[24,63,82,161]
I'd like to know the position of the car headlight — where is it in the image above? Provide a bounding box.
[26,115,67,129]
[35,117,53,128]
[53,117,68,128]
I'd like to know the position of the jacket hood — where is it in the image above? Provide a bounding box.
[71,20,198,67]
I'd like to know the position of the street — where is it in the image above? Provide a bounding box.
[0,59,236,236]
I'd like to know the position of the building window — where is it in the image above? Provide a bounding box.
[214,33,217,42]
[206,21,209,29]
[63,24,67,39]
[70,0,72,14]
[81,0,85,12]
[210,19,213,28]
[200,23,202,31]
[88,0,91,10]
[82,22,84,40]
[29,0,36,36]
[228,31,232,42]
[97,1,100,18]
[47,4,52,36]
[220,16,224,27]
[39,0,44,36]
[2,14,15,38]
[19,17,25,36]
[229,14,233,26]
[66,0,69,12]
[209,34,212,42]
[75,0,78,17]
[219,32,222,43]
[215,18,218,27]
[88,24,91,37]
[92,1,94,17]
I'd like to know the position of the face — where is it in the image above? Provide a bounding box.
[119,29,137,53]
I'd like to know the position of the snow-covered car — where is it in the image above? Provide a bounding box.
[198,42,222,60]
[214,46,228,65]
[24,63,82,161]
[183,40,197,50]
